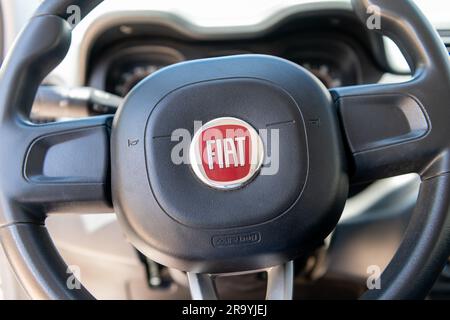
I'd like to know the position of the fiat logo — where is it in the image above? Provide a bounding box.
[189,117,264,190]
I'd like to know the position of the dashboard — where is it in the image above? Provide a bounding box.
[86,10,387,97]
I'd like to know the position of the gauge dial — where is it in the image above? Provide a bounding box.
[285,43,361,89]
[105,46,184,96]
[115,64,164,97]
[302,62,343,88]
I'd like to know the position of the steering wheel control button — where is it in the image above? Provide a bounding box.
[189,117,264,190]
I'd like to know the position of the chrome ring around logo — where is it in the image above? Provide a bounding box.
[189,117,265,190]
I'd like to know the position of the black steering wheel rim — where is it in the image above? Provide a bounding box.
[0,0,450,300]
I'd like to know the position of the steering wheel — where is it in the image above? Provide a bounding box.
[1,0,450,300]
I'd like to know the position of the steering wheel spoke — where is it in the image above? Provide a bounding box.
[187,273,218,300]
[331,81,436,182]
[266,261,294,300]
[0,116,113,225]
[187,261,294,300]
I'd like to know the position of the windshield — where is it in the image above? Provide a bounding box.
[8,0,450,29]
[86,0,449,28]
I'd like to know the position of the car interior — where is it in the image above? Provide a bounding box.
[0,0,450,301]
